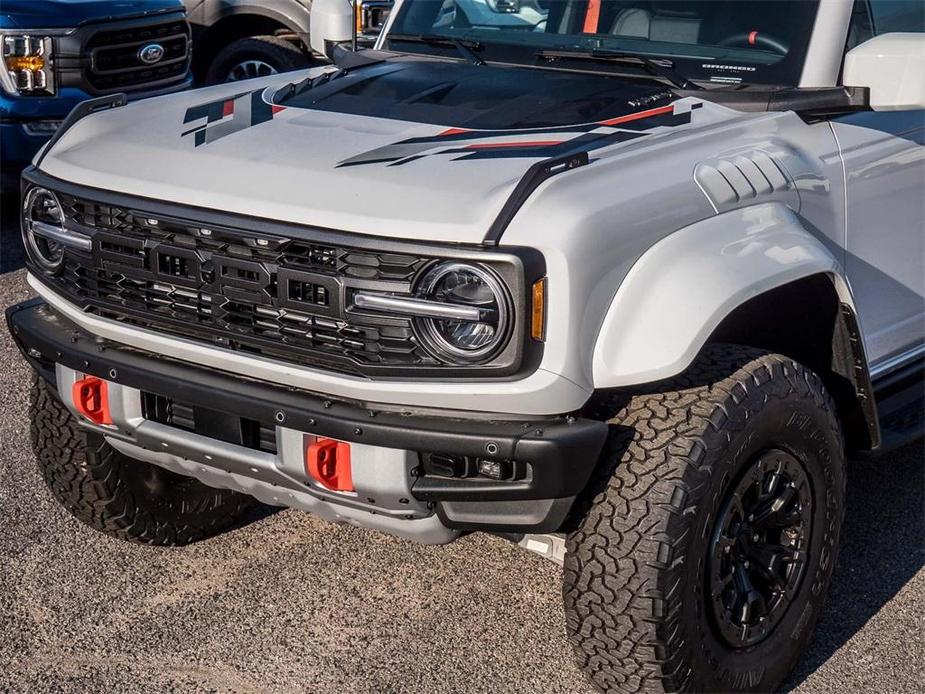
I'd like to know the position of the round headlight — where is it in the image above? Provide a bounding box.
[22,186,66,273]
[414,262,512,363]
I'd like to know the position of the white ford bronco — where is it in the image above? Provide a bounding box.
[7,0,924,690]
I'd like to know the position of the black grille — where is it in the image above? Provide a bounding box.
[67,200,427,283]
[51,194,443,376]
[85,19,190,92]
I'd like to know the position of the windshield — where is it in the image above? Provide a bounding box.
[385,0,821,86]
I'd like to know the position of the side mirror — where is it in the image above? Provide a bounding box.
[310,0,355,59]
[843,32,925,111]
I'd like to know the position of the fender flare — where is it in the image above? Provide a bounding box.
[592,202,862,387]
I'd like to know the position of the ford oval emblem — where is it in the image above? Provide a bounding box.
[138,43,165,65]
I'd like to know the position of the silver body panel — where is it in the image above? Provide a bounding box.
[831,111,925,364]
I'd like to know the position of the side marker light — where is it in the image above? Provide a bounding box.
[531,277,547,342]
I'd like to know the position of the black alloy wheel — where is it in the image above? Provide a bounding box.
[708,449,813,648]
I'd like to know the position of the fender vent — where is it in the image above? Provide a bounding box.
[695,150,794,210]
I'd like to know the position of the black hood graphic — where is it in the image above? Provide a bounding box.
[181,59,692,160]
[183,89,287,147]
[336,101,696,167]
[274,57,676,131]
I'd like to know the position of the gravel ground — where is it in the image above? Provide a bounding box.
[0,262,922,693]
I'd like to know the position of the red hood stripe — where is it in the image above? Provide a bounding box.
[597,103,676,127]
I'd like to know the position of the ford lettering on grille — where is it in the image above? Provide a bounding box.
[95,234,337,313]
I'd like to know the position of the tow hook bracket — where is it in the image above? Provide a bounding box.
[72,375,112,425]
[305,436,354,491]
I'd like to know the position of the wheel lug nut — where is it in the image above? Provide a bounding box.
[753,534,759,542]
[743,560,750,568]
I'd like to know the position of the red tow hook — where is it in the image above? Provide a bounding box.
[305,436,353,492]
[72,376,112,425]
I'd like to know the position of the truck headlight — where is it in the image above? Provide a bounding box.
[415,262,512,363]
[356,0,393,37]
[1,34,56,96]
[22,187,68,273]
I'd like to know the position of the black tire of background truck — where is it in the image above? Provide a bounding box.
[30,375,253,545]
[563,344,846,693]
[204,35,311,85]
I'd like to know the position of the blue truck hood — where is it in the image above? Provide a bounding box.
[1,0,182,29]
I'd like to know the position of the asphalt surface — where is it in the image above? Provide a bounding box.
[0,195,25,274]
[1,202,923,692]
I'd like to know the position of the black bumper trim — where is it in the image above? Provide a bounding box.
[7,299,607,528]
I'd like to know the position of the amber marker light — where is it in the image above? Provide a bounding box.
[6,54,45,71]
[355,1,364,34]
[531,277,547,342]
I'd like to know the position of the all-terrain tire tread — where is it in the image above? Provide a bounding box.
[563,344,845,693]
[30,376,252,546]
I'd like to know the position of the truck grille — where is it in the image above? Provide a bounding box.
[49,194,445,377]
[84,18,190,92]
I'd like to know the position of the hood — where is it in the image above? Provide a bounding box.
[39,58,715,244]
[1,0,182,29]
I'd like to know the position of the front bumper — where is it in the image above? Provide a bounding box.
[7,299,607,538]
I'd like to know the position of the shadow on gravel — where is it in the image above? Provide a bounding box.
[1,193,26,274]
[785,439,925,690]
[227,502,283,532]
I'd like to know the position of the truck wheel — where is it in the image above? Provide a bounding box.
[30,376,253,545]
[204,35,310,85]
[564,344,845,693]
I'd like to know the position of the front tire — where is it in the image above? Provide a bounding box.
[30,375,253,545]
[564,344,846,693]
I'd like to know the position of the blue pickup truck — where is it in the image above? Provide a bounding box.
[1,0,192,192]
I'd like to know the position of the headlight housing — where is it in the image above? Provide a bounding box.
[356,0,393,37]
[21,186,93,273]
[1,34,56,96]
[414,262,513,363]
[22,187,66,272]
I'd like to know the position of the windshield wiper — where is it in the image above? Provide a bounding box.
[536,48,701,90]
[388,33,484,66]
